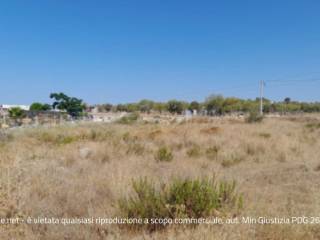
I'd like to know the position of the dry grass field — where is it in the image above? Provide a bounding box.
[1,115,320,239]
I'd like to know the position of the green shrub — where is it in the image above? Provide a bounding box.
[8,107,26,119]
[155,146,173,162]
[117,112,139,124]
[119,177,243,231]
[246,111,263,123]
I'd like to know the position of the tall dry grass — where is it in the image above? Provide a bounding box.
[0,116,320,239]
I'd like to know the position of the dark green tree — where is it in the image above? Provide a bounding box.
[284,97,291,104]
[188,101,200,112]
[30,102,52,111]
[205,95,224,115]
[50,92,85,117]
[8,107,25,119]
[138,99,154,113]
[167,100,184,114]
[97,103,113,112]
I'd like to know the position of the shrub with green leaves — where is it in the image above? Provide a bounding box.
[117,112,140,124]
[119,177,243,231]
[246,111,263,123]
[155,146,173,162]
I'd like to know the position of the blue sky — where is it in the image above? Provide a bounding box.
[0,0,320,104]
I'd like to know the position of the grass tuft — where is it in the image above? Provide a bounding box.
[155,146,174,162]
[119,177,243,231]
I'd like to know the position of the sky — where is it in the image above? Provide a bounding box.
[0,0,320,105]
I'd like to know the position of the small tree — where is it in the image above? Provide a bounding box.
[284,97,291,104]
[205,95,224,115]
[137,99,154,113]
[30,102,52,111]
[153,102,166,114]
[98,103,113,112]
[189,101,200,112]
[50,92,85,117]
[116,104,128,112]
[167,100,184,114]
[8,107,25,119]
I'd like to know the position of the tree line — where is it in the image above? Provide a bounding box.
[7,93,320,119]
[95,95,320,115]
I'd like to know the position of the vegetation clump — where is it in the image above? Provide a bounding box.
[246,111,263,123]
[117,112,140,124]
[155,146,173,162]
[8,107,26,119]
[119,177,243,231]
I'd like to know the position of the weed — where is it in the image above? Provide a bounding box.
[155,146,173,162]
[119,177,242,231]
[117,112,140,124]
[246,111,263,123]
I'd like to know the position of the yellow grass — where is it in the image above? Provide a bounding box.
[1,115,320,239]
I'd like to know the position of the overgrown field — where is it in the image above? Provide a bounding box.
[1,115,320,239]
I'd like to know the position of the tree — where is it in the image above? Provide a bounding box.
[167,100,184,114]
[138,99,154,113]
[205,95,224,115]
[116,104,128,112]
[8,107,25,119]
[284,97,291,104]
[30,102,52,111]
[97,104,113,112]
[50,92,85,117]
[153,102,166,113]
[188,101,200,112]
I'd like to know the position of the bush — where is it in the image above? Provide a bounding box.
[119,177,243,231]
[155,146,173,162]
[246,111,263,123]
[167,100,184,114]
[117,112,139,124]
[8,107,25,119]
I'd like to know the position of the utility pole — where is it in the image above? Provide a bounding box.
[260,80,265,115]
